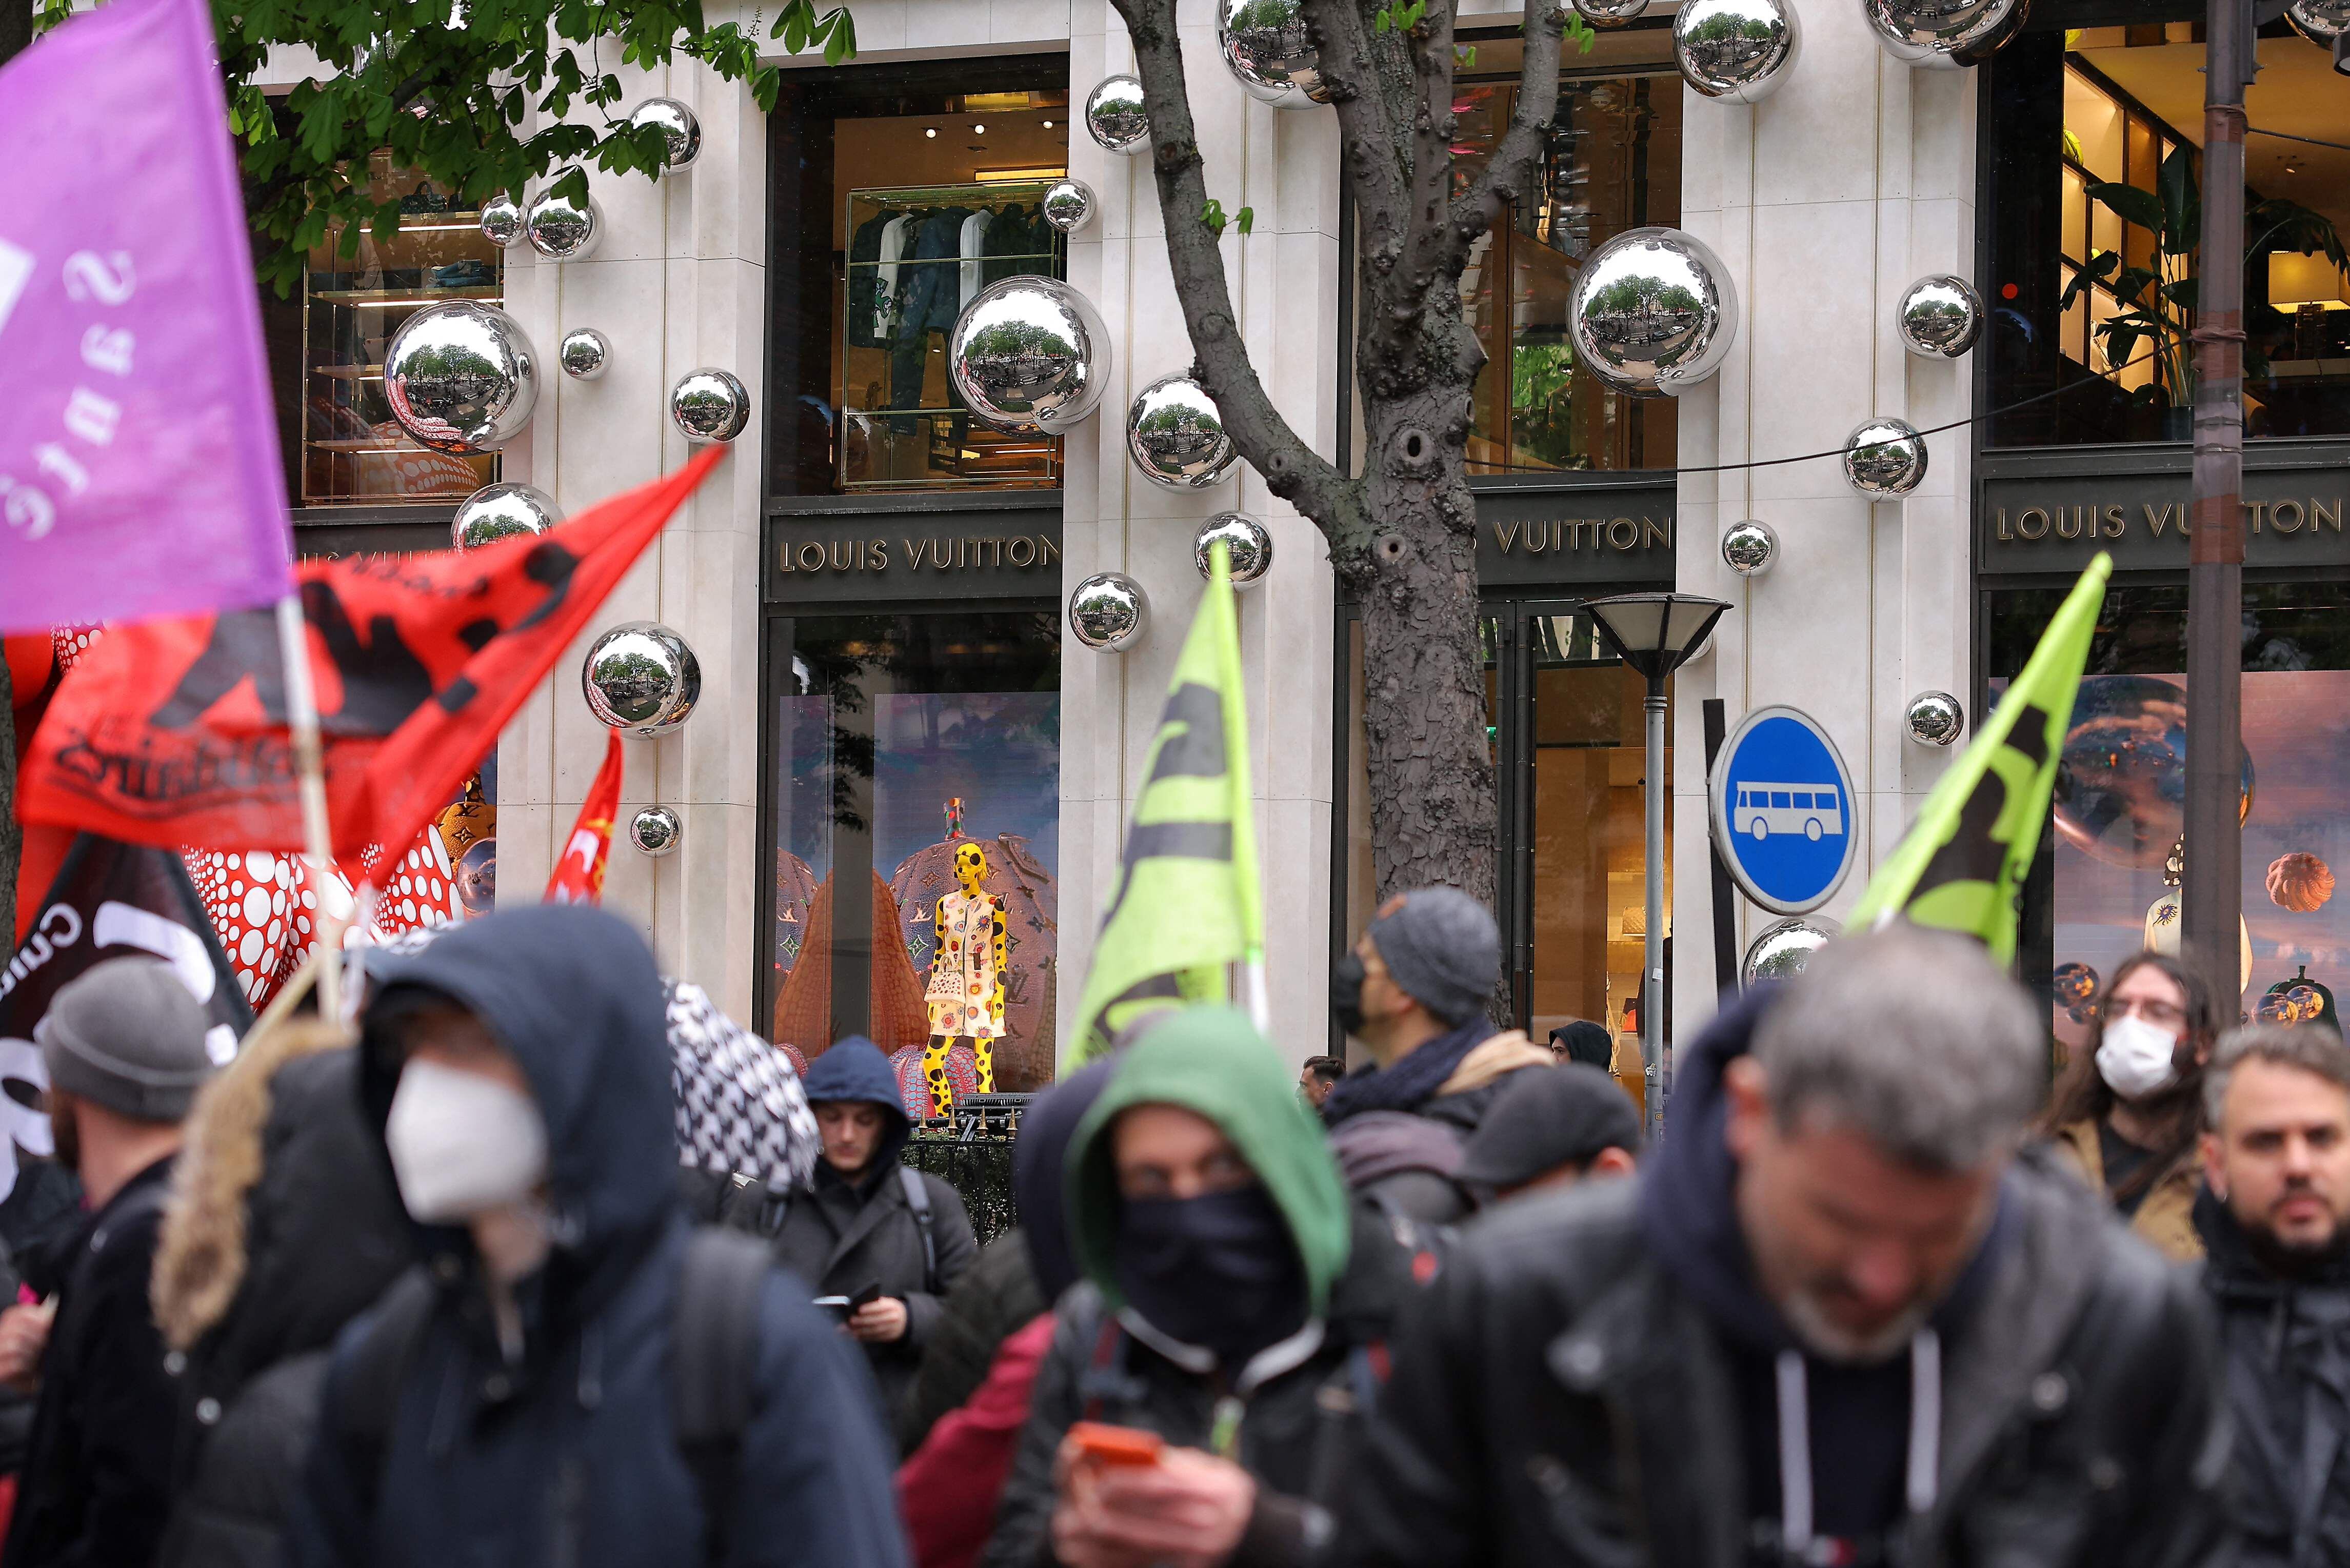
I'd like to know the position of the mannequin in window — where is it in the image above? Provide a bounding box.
[922,841,1005,1116]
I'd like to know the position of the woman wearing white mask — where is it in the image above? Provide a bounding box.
[2038,952,2218,1261]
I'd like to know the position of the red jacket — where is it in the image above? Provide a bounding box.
[896,1312,1057,1568]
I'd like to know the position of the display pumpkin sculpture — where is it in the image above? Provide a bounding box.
[2267,851,2336,913]
[922,840,1009,1116]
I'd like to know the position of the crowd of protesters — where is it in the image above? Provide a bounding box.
[0,892,2348,1565]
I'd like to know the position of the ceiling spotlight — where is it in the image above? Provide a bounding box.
[972,123,986,133]
[2335,31,2349,74]
[924,127,938,137]
[1042,119,1054,128]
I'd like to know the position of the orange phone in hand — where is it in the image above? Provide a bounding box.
[1068,1421,1164,1468]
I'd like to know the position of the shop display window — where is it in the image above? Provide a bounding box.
[1984,9,2350,446]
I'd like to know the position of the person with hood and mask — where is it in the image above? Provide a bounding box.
[982,1007,1398,1568]
[284,906,905,1568]
[771,1037,979,1421]
[1340,925,2229,1568]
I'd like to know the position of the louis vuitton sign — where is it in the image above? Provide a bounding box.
[1977,450,2350,575]
[1474,478,1678,588]
[764,502,1063,604]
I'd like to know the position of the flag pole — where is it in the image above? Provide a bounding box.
[273,592,341,1019]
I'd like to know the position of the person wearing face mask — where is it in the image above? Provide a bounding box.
[285,906,907,1568]
[1339,925,2229,1568]
[981,1007,1402,1568]
[2039,951,2218,1262]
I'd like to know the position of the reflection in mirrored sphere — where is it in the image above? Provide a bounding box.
[1674,0,1800,102]
[2055,673,2255,870]
[525,173,602,261]
[1897,274,1985,359]
[2053,959,2099,1008]
[1742,916,1840,986]
[1566,227,1739,397]
[2288,0,2350,42]
[451,482,562,549]
[670,368,751,443]
[949,277,1112,434]
[559,328,610,380]
[1218,0,1332,107]
[479,193,524,248]
[1086,75,1150,154]
[1905,690,1965,747]
[1843,418,1928,497]
[1070,573,1148,651]
[1863,0,2030,66]
[627,97,702,174]
[1128,374,1239,489]
[630,806,684,857]
[1042,178,1097,234]
[383,302,540,454]
[1573,0,1651,27]
[1195,513,1273,588]
[583,622,702,737]
[1722,519,1776,577]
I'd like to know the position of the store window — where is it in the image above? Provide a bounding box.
[1983,9,2350,446]
[768,59,1071,495]
[1451,28,1681,475]
[765,611,1062,1097]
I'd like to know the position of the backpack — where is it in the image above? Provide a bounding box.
[714,1165,938,1293]
[333,1227,771,1563]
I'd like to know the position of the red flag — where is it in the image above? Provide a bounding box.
[544,731,624,905]
[18,448,723,861]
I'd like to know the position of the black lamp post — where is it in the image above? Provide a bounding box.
[1582,592,1731,1135]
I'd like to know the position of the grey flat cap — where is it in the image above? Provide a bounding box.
[35,956,215,1122]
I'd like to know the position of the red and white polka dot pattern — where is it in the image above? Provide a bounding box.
[371,829,462,938]
[50,625,102,671]
[183,850,299,1007]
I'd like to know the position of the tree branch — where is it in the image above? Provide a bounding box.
[1297,0,1404,246]
[1447,0,1567,263]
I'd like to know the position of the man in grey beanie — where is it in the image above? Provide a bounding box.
[5,955,214,1568]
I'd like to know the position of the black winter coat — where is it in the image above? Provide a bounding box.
[894,1231,1046,1456]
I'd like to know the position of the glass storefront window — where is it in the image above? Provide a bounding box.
[765,611,1062,1094]
[1984,9,2350,446]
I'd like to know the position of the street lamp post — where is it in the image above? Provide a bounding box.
[1584,592,1731,1137]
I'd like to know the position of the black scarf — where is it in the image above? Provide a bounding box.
[1322,1017,1489,1126]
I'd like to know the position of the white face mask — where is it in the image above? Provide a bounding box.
[385,1057,550,1224]
[2095,1014,2183,1101]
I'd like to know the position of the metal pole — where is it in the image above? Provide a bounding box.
[274,592,341,1022]
[1643,677,1667,1139]
[2184,0,2251,1013]
[1702,698,1739,1000]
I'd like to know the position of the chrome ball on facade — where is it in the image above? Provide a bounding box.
[1217,0,1332,107]
[479,193,525,248]
[1127,374,1239,489]
[1041,178,1098,234]
[1862,0,2031,65]
[1673,0,1800,103]
[1566,227,1739,398]
[1905,690,1965,747]
[1896,274,1985,359]
[383,302,540,454]
[583,622,702,737]
[948,277,1113,435]
[1721,519,1777,577]
[627,96,703,174]
[1742,915,1841,986]
[558,327,611,380]
[1194,512,1273,588]
[670,368,752,443]
[2287,0,2350,41]
[1573,0,1651,26]
[451,482,563,549]
[525,173,602,261]
[1843,416,1929,498]
[629,806,684,857]
[1069,573,1149,652]
[1085,75,1150,155]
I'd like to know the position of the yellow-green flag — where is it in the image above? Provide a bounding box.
[1850,552,2110,963]
[1069,544,1264,1062]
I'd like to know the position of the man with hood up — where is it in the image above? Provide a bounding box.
[1341,925,2229,1568]
[982,1007,1400,1568]
[284,906,905,1568]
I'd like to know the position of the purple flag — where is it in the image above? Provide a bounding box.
[0,0,292,634]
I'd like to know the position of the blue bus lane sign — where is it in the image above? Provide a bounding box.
[1708,705,1859,915]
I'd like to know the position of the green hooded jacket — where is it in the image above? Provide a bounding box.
[1063,1006,1351,1320]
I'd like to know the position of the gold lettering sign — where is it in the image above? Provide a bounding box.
[1988,495,2346,547]
[1487,516,1675,555]
[776,534,1063,576]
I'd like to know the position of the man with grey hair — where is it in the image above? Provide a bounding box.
[2196,1022,2350,1566]
[1341,925,2228,1568]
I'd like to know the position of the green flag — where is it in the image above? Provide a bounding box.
[1069,544,1264,1062]
[1849,552,2110,963]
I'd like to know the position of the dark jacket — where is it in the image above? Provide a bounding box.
[895,1233,1045,1457]
[774,1039,978,1417]
[1329,1029,1556,1226]
[1338,991,2232,1568]
[2197,1185,2350,1567]
[286,906,908,1568]
[2,1154,179,1568]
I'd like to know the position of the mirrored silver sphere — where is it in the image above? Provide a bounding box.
[559,327,610,380]
[383,302,540,454]
[1085,75,1150,155]
[1843,417,1929,498]
[670,368,751,443]
[1742,916,1841,986]
[1566,227,1739,398]
[1069,573,1148,652]
[627,96,702,174]
[1218,0,1333,107]
[1042,178,1097,234]
[1573,0,1650,25]
[1194,512,1273,588]
[451,482,562,549]
[1674,0,1800,103]
[948,277,1112,434]
[525,173,602,261]
[479,193,524,248]
[2287,0,2350,41]
[1862,0,2032,65]
[583,622,702,737]
[1722,519,1777,577]
[1127,374,1239,489]
[1896,274,1984,359]
[629,806,683,857]
[1905,690,1965,747]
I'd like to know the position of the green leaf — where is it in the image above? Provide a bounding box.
[1201,198,1228,236]
[2157,142,2197,255]
[1375,9,1390,32]
[2087,180,2163,234]
[1236,206,1254,236]
[2078,248,2121,282]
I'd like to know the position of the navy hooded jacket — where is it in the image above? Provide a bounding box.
[284,907,908,1568]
